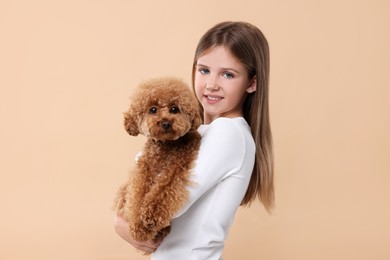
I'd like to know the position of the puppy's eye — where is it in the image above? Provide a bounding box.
[170,106,180,114]
[149,107,157,114]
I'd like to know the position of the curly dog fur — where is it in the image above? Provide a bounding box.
[115,77,202,243]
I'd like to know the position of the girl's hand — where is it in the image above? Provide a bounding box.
[114,214,162,254]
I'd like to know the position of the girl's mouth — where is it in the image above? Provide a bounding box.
[205,95,223,101]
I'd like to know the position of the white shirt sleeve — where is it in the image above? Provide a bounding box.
[175,117,252,217]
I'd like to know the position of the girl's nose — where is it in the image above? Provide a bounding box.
[206,76,219,91]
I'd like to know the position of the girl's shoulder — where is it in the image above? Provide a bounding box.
[198,117,250,137]
[196,117,255,172]
[198,118,254,153]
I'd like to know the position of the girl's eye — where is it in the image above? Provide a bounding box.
[222,72,234,79]
[199,68,209,75]
[149,107,157,114]
[170,106,180,114]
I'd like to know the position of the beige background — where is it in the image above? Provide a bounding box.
[1,0,389,259]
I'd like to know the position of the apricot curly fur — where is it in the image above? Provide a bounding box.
[114,77,201,248]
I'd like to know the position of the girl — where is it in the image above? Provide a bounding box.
[114,21,274,259]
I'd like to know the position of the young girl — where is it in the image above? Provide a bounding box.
[114,21,274,259]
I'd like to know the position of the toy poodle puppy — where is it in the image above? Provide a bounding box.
[115,77,202,243]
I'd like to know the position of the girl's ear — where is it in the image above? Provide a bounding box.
[246,76,257,93]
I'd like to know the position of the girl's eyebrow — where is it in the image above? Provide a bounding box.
[196,63,240,74]
[196,63,209,68]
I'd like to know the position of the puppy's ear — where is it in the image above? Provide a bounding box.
[191,110,202,131]
[124,110,139,136]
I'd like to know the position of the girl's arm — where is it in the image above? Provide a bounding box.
[114,214,162,253]
[176,118,254,217]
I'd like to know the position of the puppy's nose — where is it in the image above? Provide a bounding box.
[161,121,171,130]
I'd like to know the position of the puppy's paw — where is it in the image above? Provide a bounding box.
[129,223,149,242]
[142,216,156,231]
[142,207,169,232]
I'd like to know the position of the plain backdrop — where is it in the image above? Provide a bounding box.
[0,0,389,259]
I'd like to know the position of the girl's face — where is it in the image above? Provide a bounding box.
[194,45,256,124]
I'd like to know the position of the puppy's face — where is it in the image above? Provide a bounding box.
[139,98,191,141]
[124,77,201,142]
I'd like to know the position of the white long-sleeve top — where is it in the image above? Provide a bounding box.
[151,117,256,260]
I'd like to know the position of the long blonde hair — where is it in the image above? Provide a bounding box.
[192,21,274,212]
